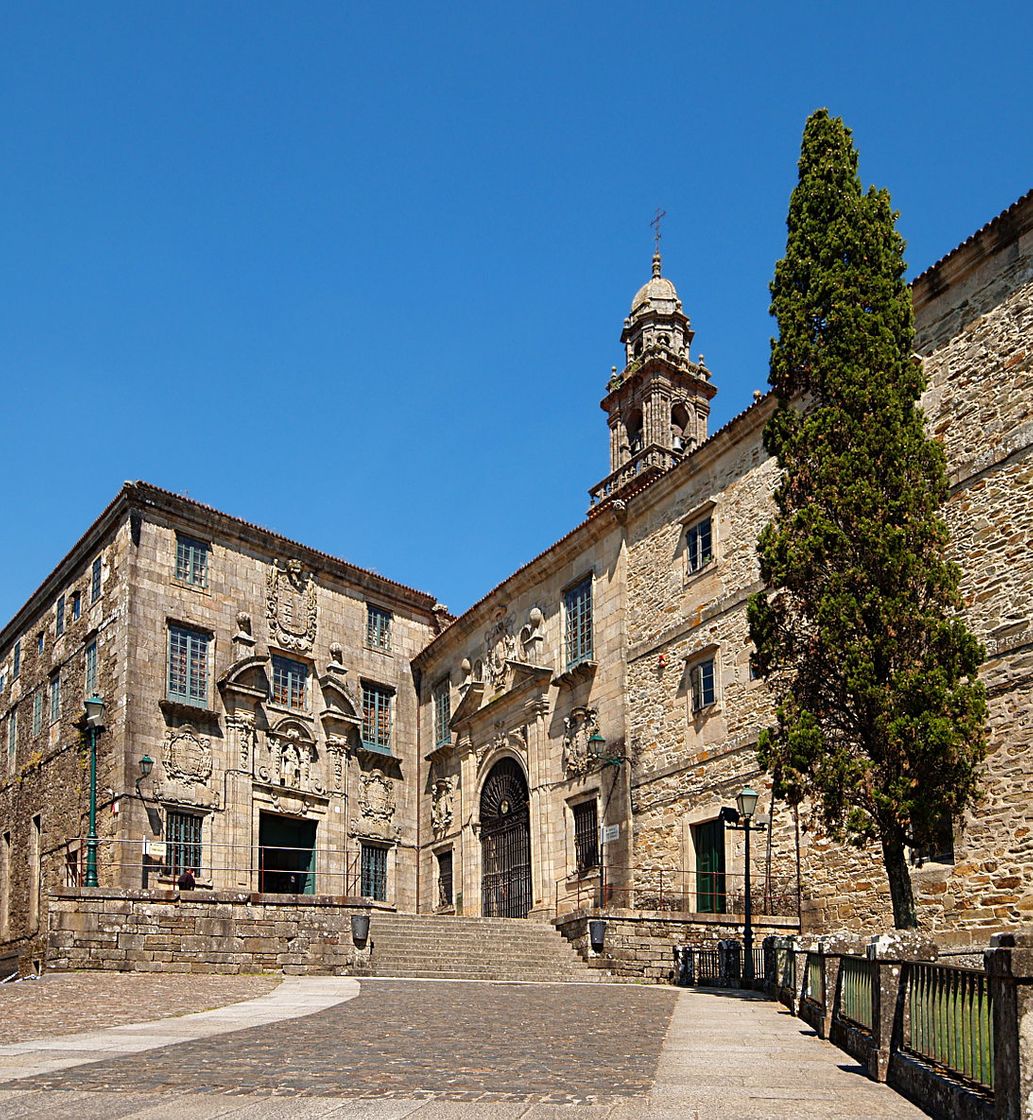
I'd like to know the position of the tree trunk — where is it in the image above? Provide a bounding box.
[881,828,918,929]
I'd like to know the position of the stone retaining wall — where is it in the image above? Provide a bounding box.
[554,908,798,982]
[48,887,378,975]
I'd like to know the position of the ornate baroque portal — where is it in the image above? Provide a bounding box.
[479,758,531,919]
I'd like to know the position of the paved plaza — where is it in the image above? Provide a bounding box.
[0,973,929,1118]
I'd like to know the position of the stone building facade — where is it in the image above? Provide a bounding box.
[1,190,1030,973]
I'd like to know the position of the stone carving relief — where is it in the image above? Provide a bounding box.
[162,725,213,784]
[226,714,257,771]
[476,722,528,772]
[357,771,401,840]
[431,777,455,838]
[325,736,348,792]
[484,611,516,691]
[258,724,326,796]
[518,606,546,664]
[562,706,600,778]
[266,558,318,652]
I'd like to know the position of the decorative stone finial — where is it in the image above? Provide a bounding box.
[652,250,662,278]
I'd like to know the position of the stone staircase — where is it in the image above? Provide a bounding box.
[364,913,606,982]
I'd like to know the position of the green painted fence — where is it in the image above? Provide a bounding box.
[905,962,994,1091]
[838,955,874,1030]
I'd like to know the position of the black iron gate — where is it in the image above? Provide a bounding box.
[480,758,531,918]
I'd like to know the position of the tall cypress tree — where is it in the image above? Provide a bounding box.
[747,110,988,929]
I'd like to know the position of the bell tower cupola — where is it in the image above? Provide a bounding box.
[588,239,717,512]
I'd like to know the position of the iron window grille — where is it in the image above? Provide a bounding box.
[573,801,599,874]
[434,682,451,747]
[564,578,594,670]
[56,595,65,637]
[72,591,81,621]
[360,843,388,901]
[271,656,308,711]
[175,535,209,588]
[49,673,60,724]
[686,516,714,573]
[84,641,98,697]
[167,625,209,707]
[437,849,453,907]
[12,641,20,679]
[366,605,392,651]
[91,557,102,603]
[32,691,43,737]
[167,811,202,877]
[690,658,716,712]
[361,683,392,751]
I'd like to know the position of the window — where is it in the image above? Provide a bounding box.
[433,680,451,747]
[7,710,16,764]
[360,843,388,901]
[175,535,209,588]
[72,591,81,621]
[56,595,65,637]
[911,812,955,867]
[32,691,44,737]
[49,672,61,724]
[748,652,762,681]
[686,516,714,574]
[167,625,209,707]
[65,847,80,888]
[271,656,308,711]
[84,641,98,697]
[690,657,716,712]
[167,811,202,877]
[37,632,44,656]
[0,672,5,694]
[361,683,392,751]
[12,641,20,679]
[573,801,599,874]
[91,557,102,603]
[564,577,594,670]
[366,605,392,651]
[437,849,453,908]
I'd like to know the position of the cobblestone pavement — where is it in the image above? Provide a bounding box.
[0,978,930,1118]
[0,972,279,1043]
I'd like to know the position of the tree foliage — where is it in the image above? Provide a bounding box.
[747,109,988,929]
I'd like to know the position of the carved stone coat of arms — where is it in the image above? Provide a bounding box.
[267,559,318,652]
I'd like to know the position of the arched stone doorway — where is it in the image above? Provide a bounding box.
[480,758,532,918]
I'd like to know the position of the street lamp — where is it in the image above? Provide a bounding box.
[83,695,105,888]
[735,785,761,983]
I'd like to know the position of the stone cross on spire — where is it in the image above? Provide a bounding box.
[650,208,667,276]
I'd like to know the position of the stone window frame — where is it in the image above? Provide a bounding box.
[84,640,98,698]
[685,643,721,717]
[359,840,389,901]
[563,572,595,671]
[269,653,310,713]
[36,631,44,657]
[683,803,732,915]
[55,594,65,638]
[360,680,394,752]
[174,533,211,592]
[71,591,81,622]
[49,670,61,725]
[567,793,600,878]
[681,500,717,584]
[365,603,393,653]
[165,808,204,880]
[12,639,20,680]
[32,689,44,738]
[432,677,451,748]
[90,556,102,604]
[166,620,212,709]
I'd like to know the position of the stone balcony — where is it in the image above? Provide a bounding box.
[588,444,681,512]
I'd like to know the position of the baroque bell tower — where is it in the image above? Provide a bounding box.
[589,233,716,511]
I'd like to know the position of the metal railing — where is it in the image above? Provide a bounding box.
[838,955,875,1030]
[554,865,800,918]
[775,945,796,992]
[63,838,390,903]
[805,951,824,1004]
[904,962,994,1090]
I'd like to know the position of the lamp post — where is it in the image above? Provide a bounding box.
[83,695,105,888]
[736,785,760,983]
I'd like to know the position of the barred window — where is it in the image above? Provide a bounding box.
[360,842,388,901]
[271,656,308,711]
[175,535,209,588]
[167,625,209,707]
[361,682,392,751]
[49,673,61,724]
[434,681,451,747]
[564,577,593,670]
[56,595,65,637]
[686,516,714,574]
[366,605,392,651]
[72,591,81,621]
[84,641,98,697]
[91,557,102,603]
[167,811,202,877]
[690,657,716,712]
[573,801,599,874]
[32,690,44,737]
[437,849,453,908]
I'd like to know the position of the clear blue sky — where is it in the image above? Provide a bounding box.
[2,3,1030,624]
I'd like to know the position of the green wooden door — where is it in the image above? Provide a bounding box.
[694,819,726,913]
[259,814,317,895]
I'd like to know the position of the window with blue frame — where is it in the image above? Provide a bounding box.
[690,657,716,712]
[271,655,308,711]
[175,535,209,588]
[84,641,98,697]
[56,595,65,637]
[167,625,209,707]
[12,641,20,679]
[564,577,594,670]
[361,682,392,751]
[71,591,81,621]
[167,810,202,877]
[7,709,16,764]
[366,605,392,651]
[32,691,43,737]
[686,516,714,574]
[91,557,102,602]
[49,673,61,724]
[434,680,451,747]
[360,842,388,901]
